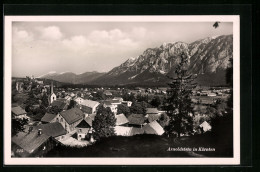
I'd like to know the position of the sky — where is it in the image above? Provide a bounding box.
[12,22,233,77]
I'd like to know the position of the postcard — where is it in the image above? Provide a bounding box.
[4,15,240,165]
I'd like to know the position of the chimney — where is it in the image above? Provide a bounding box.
[38,129,42,136]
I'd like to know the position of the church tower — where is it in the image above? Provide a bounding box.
[49,81,56,104]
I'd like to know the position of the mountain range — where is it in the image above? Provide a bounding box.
[39,35,233,86]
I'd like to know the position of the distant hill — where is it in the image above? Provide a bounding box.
[38,71,105,85]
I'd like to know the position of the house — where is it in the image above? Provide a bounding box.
[127,114,147,128]
[103,90,112,96]
[113,97,123,103]
[74,97,84,105]
[199,121,212,132]
[143,121,164,135]
[11,106,28,119]
[80,99,100,115]
[12,129,55,157]
[207,93,217,97]
[41,113,57,124]
[103,101,116,114]
[146,108,161,122]
[122,101,132,107]
[146,108,159,115]
[34,122,67,141]
[75,117,92,140]
[64,95,72,103]
[57,108,84,133]
[115,114,129,126]
[103,99,121,114]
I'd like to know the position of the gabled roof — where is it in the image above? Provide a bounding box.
[12,131,50,154]
[51,100,67,110]
[103,100,112,106]
[89,114,96,121]
[143,121,164,135]
[110,99,121,104]
[60,108,84,125]
[115,114,129,126]
[147,114,160,123]
[146,108,159,114]
[35,122,66,137]
[41,113,57,123]
[104,90,112,95]
[128,114,146,125]
[113,97,123,102]
[76,117,92,128]
[81,105,92,114]
[81,99,99,108]
[12,106,26,116]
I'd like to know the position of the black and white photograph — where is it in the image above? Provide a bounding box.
[4,16,240,165]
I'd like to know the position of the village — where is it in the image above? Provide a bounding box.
[11,75,231,157]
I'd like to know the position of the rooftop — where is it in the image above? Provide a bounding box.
[51,100,67,110]
[115,114,129,126]
[60,108,84,125]
[12,131,50,154]
[128,114,146,125]
[146,108,159,114]
[12,106,26,116]
[35,122,67,137]
[41,113,57,123]
[143,121,164,135]
[76,117,92,128]
[81,99,100,108]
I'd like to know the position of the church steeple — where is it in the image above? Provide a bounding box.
[49,81,56,104]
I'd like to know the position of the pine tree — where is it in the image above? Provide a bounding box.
[165,52,197,137]
[92,105,116,140]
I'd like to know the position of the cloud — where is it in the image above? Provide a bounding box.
[88,29,127,43]
[13,27,34,43]
[39,26,63,40]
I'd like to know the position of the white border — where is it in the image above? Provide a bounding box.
[4,15,240,165]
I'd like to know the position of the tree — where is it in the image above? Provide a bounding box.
[67,100,76,109]
[41,93,49,108]
[130,102,145,115]
[12,118,29,136]
[150,96,161,107]
[48,105,62,114]
[117,104,131,117]
[136,93,148,103]
[92,105,116,140]
[158,113,170,128]
[122,91,136,102]
[165,52,197,137]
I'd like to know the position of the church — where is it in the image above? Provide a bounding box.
[49,82,56,104]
